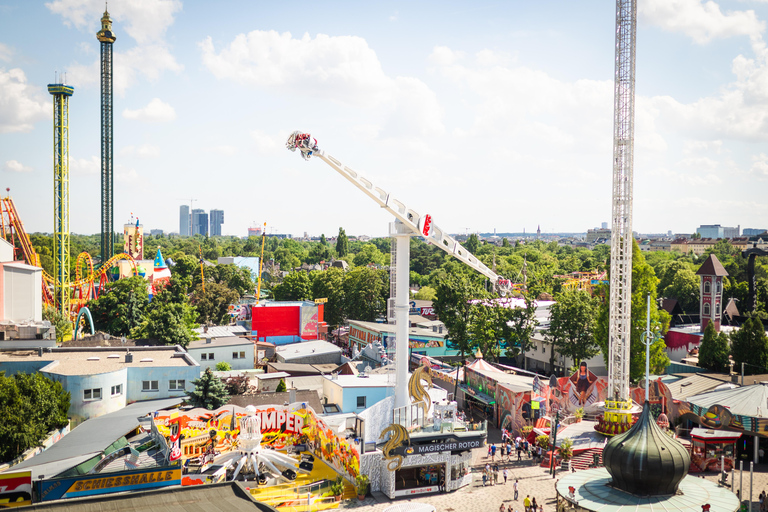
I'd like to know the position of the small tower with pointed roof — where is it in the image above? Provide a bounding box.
[696,254,728,332]
[536,225,541,240]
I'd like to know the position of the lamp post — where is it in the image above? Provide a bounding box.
[550,410,560,477]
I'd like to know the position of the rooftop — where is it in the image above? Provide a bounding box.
[324,373,392,388]
[0,347,197,376]
[188,336,253,350]
[274,340,341,361]
[348,320,447,339]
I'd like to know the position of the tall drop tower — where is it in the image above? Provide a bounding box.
[97,7,116,265]
[48,82,74,315]
[607,0,637,406]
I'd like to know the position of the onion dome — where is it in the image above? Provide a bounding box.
[603,401,690,496]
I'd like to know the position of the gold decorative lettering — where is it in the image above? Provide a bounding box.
[148,473,156,483]
[139,474,148,484]
[113,477,122,487]
[105,478,114,488]
[74,482,83,492]
[165,471,174,481]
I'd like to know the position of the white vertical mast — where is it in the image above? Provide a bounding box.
[607,0,637,403]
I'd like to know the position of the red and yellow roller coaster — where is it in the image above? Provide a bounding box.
[0,196,137,319]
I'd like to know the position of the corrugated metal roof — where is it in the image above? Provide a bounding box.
[664,373,726,400]
[687,383,768,417]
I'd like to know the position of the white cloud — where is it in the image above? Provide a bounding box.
[0,68,50,133]
[683,139,724,155]
[46,0,182,45]
[120,144,161,158]
[639,0,764,43]
[123,98,176,123]
[0,43,12,62]
[70,155,100,176]
[3,160,32,173]
[65,45,183,96]
[201,31,444,137]
[389,11,399,22]
[115,166,138,182]
[751,153,768,178]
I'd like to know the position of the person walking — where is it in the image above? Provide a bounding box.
[517,444,522,461]
[513,479,519,500]
[523,495,531,512]
[531,497,538,512]
[503,468,508,484]
[493,467,499,485]
[491,443,497,461]
[482,469,487,487]
[499,503,506,512]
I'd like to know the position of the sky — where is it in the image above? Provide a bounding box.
[1,0,768,239]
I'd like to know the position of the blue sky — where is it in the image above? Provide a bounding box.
[1,0,768,238]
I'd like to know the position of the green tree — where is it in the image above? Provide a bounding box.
[215,361,232,371]
[0,372,70,461]
[188,368,229,410]
[501,293,539,366]
[272,271,312,301]
[87,276,148,336]
[547,290,600,369]
[276,379,287,392]
[465,234,479,254]
[311,268,346,328]
[595,240,671,382]
[731,317,768,375]
[336,228,349,257]
[698,321,731,373]
[130,277,197,347]
[344,267,388,321]
[434,274,482,376]
[308,242,333,264]
[470,303,504,362]
[190,282,239,325]
[43,305,72,343]
[352,243,385,267]
[414,286,437,301]
[201,263,255,297]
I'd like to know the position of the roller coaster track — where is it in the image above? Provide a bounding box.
[0,196,138,319]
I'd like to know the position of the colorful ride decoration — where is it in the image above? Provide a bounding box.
[0,195,141,320]
[152,402,361,485]
[595,399,637,436]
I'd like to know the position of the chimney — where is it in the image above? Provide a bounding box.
[38,347,43,357]
[289,385,297,404]
[125,352,133,363]
[206,336,212,344]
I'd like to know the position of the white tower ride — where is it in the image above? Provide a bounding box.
[607,0,637,404]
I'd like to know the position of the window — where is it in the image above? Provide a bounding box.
[111,384,122,396]
[142,380,159,392]
[717,280,722,294]
[201,353,207,360]
[208,353,214,360]
[169,380,185,391]
[232,351,246,359]
[356,396,366,408]
[84,388,102,401]
[703,303,711,316]
[704,281,711,294]
[716,303,721,316]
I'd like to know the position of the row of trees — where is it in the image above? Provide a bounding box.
[698,317,768,375]
[0,372,70,462]
[433,240,671,382]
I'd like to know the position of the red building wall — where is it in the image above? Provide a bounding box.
[252,305,300,337]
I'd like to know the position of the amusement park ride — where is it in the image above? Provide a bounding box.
[287,131,513,409]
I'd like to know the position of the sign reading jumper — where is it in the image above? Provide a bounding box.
[415,439,482,454]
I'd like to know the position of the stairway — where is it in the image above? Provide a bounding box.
[569,448,603,471]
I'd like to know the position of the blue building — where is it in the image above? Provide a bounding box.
[322,373,392,413]
[0,346,200,426]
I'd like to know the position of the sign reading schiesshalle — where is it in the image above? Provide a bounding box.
[39,467,181,502]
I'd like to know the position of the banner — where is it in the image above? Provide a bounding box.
[39,467,181,502]
[0,472,31,508]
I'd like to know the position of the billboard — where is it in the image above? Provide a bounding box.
[39,466,181,502]
[0,472,31,508]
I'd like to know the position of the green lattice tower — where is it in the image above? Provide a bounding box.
[48,83,74,315]
[97,7,116,265]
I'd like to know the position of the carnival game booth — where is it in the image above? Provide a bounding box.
[689,428,741,472]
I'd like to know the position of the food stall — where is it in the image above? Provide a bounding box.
[689,428,742,472]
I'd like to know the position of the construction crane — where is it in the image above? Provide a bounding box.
[287,131,511,409]
[602,0,638,433]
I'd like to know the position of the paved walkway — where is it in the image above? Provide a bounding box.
[343,428,768,512]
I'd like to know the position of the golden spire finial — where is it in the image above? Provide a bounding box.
[97,2,116,43]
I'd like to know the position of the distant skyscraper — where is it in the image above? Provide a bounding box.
[601,222,608,229]
[210,209,224,236]
[179,205,190,236]
[191,209,208,236]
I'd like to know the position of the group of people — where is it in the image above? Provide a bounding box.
[498,494,542,512]
[487,437,543,464]
[482,463,508,486]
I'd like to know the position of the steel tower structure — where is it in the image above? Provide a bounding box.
[607,0,637,405]
[48,83,74,314]
[97,7,116,265]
